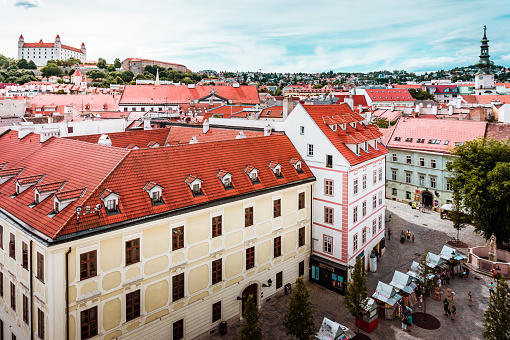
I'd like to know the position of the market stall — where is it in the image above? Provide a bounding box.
[440,245,466,275]
[389,270,418,308]
[406,261,437,295]
[372,281,402,320]
[316,317,356,340]
[355,298,378,333]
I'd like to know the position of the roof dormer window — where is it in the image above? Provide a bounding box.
[269,162,283,178]
[244,166,260,184]
[144,182,164,206]
[185,175,203,197]
[340,123,346,130]
[217,170,233,190]
[290,158,303,173]
[99,188,120,215]
[355,144,360,155]
[48,188,86,217]
[330,124,337,131]
[364,141,369,152]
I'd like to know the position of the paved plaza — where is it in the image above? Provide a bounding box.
[211,200,493,340]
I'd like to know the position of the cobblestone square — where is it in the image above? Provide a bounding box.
[211,200,492,340]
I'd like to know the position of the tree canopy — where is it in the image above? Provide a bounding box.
[408,88,435,101]
[114,58,122,69]
[483,279,510,339]
[96,58,107,69]
[283,277,317,340]
[41,63,64,78]
[446,138,510,245]
[343,259,368,334]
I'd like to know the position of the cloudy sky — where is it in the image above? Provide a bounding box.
[1,0,509,73]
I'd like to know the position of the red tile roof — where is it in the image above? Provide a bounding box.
[462,95,510,105]
[260,106,284,118]
[304,104,388,165]
[334,94,368,107]
[365,89,414,102]
[58,135,314,237]
[31,94,118,113]
[16,174,44,186]
[119,85,260,105]
[35,181,65,193]
[386,117,487,153]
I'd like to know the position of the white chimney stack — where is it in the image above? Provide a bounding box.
[40,127,60,143]
[283,97,293,120]
[143,116,152,130]
[203,119,210,134]
[390,104,395,111]
[415,104,420,114]
[98,134,112,146]
[456,98,461,109]
[432,106,438,116]
[264,124,272,136]
[18,122,34,139]
[448,104,453,116]
[365,109,372,125]
[344,94,354,110]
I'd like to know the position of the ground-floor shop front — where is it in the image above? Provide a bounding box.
[309,255,348,295]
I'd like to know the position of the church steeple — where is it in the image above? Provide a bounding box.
[476,25,493,74]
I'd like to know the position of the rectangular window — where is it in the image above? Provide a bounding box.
[80,250,97,280]
[172,273,185,301]
[10,282,15,311]
[392,188,397,196]
[419,157,424,166]
[430,177,437,188]
[378,191,382,206]
[378,168,382,181]
[125,238,140,266]
[246,247,255,270]
[372,195,377,209]
[353,234,358,251]
[373,170,377,184]
[326,155,333,168]
[406,191,411,199]
[273,199,281,218]
[173,319,184,340]
[391,170,397,181]
[212,216,222,238]
[80,306,98,340]
[0,225,3,249]
[406,155,412,164]
[323,235,332,254]
[9,233,15,259]
[353,206,358,223]
[23,295,29,324]
[362,202,366,217]
[419,175,425,186]
[392,154,397,162]
[431,159,437,169]
[276,271,283,289]
[126,290,140,322]
[245,207,254,226]
[274,236,282,258]
[299,261,305,277]
[372,219,377,235]
[379,215,383,230]
[362,229,366,244]
[405,172,411,184]
[298,227,305,247]
[212,259,222,285]
[212,301,221,323]
[298,192,305,209]
[22,242,28,270]
[324,180,333,196]
[353,179,358,195]
[37,308,45,339]
[37,252,44,283]
[300,126,305,134]
[446,178,452,191]
[307,144,313,156]
[362,175,366,190]
[172,226,184,250]
[324,207,334,224]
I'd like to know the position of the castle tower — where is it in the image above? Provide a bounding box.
[80,42,86,60]
[54,34,61,48]
[18,34,24,59]
[54,34,62,60]
[474,25,495,94]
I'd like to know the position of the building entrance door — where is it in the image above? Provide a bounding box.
[241,284,258,316]
[422,191,433,207]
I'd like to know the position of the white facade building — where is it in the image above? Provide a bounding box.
[18,35,86,66]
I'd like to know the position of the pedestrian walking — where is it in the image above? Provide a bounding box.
[407,314,413,332]
[388,228,391,240]
[412,234,415,243]
[419,293,423,307]
[468,291,473,306]
[443,298,450,316]
[489,282,495,296]
[401,315,407,331]
[451,305,456,321]
[407,230,411,241]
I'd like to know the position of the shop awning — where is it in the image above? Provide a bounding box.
[389,271,416,295]
[372,281,402,306]
[310,255,348,272]
[440,245,466,261]
[316,317,356,340]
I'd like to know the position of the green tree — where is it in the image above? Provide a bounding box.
[107,64,116,72]
[55,89,67,94]
[96,58,107,69]
[283,277,316,340]
[114,58,121,69]
[416,250,436,321]
[373,118,389,129]
[120,70,134,83]
[0,54,9,69]
[483,279,510,339]
[446,138,510,245]
[238,295,262,340]
[408,88,435,101]
[69,69,76,76]
[17,58,29,69]
[41,64,64,77]
[86,70,106,80]
[343,259,368,335]
[27,60,37,69]
[449,196,467,243]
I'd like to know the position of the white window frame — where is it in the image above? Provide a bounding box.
[353,234,358,251]
[307,144,313,157]
[362,175,366,190]
[324,235,333,254]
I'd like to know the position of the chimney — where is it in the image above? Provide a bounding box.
[236,131,246,139]
[448,104,453,116]
[264,124,272,136]
[98,134,112,146]
[283,97,293,120]
[143,116,152,130]
[18,122,34,139]
[415,104,420,114]
[390,104,395,111]
[358,104,362,114]
[203,119,210,134]
[40,127,60,143]
[365,109,372,125]
[432,106,438,116]
[344,94,354,110]
[189,136,198,144]
[455,98,461,109]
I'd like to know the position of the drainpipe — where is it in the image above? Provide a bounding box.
[65,247,72,340]
[30,240,34,340]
